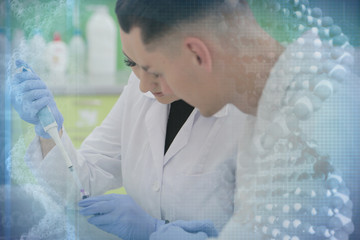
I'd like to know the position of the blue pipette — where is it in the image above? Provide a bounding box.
[17,65,89,199]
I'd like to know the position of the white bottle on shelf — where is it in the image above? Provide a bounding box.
[46,32,68,83]
[68,29,86,76]
[86,5,117,79]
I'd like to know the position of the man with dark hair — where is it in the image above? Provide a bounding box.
[113,0,360,240]
[115,0,286,117]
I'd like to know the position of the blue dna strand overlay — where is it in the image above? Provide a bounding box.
[233,1,359,239]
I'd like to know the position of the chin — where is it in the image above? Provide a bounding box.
[156,96,178,104]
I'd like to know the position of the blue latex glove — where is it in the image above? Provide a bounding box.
[150,220,218,240]
[78,194,165,240]
[11,60,63,138]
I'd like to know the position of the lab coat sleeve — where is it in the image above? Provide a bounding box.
[24,78,133,204]
[25,128,89,204]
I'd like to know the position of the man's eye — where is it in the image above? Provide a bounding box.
[124,59,136,67]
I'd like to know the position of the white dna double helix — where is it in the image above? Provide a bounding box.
[235,0,355,239]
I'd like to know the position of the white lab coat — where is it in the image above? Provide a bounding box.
[25,72,252,231]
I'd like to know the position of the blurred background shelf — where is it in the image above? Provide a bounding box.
[47,70,131,95]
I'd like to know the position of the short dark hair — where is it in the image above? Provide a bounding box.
[115,0,309,47]
[115,0,226,45]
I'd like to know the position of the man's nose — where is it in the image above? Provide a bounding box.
[138,70,157,93]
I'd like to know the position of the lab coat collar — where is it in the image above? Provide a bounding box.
[143,91,230,166]
[164,110,196,165]
[144,91,156,99]
[143,91,230,118]
[163,105,230,165]
[211,104,229,118]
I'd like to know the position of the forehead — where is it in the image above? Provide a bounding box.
[120,27,160,62]
[120,27,145,56]
[120,27,182,76]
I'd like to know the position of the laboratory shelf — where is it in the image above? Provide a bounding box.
[45,70,131,96]
[50,84,125,96]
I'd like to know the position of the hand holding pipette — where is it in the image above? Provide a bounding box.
[11,60,88,199]
[11,59,64,139]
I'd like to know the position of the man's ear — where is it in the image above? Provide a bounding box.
[184,37,212,72]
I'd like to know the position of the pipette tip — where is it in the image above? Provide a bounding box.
[80,189,89,199]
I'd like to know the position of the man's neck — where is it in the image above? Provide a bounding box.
[231,35,284,116]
